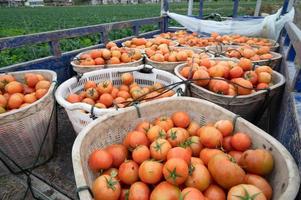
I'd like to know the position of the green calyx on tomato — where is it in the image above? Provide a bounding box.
[166,167,182,183]
[188,164,195,176]
[233,187,261,200]
[158,130,166,138]
[170,130,178,140]
[153,141,165,153]
[104,175,118,191]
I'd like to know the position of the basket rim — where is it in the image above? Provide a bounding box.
[72,97,300,200]
[205,44,282,62]
[121,39,179,48]
[0,69,57,118]
[55,65,185,115]
[174,58,285,99]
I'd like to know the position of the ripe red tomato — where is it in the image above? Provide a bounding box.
[228,151,243,163]
[88,149,113,172]
[199,148,223,166]
[146,125,166,142]
[150,138,172,161]
[105,144,128,167]
[181,187,205,200]
[208,153,245,189]
[187,121,200,136]
[222,136,233,152]
[185,164,211,191]
[154,116,174,132]
[132,145,150,164]
[128,182,150,200]
[238,149,274,175]
[123,131,149,149]
[244,174,273,200]
[92,174,121,200]
[171,111,191,128]
[163,158,189,185]
[167,128,189,147]
[191,157,204,166]
[186,136,203,157]
[167,147,192,164]
[203,184,226,200]
[138,160,163,184]
[118,160,139,185]
[150,181,181,200]
[227,184,267,200]
[214,119,233,137]
[231,132,252,151]
[135,121,152,134]
[198,126,223,148]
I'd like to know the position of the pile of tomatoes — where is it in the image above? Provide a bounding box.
[0,73,51,114]
[66,73,175,109]
[88,111,274,200]
[123,37,177,49]
[77,42,142,66]
[155,30,198,40]
[179,58,274,96]
[145,45,211,63]
[223,45,274,61]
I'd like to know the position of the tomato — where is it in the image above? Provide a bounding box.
[135,121,152,134]
[257,83,269,90]
[192,69,210,86]
[198,126,223,148]
[150,181,181,200]
[105,144,128,167]
[118,160,139,185]
[154,116,174,131]
[238,149,274,175]
[244,71,258,85]
[181,187,205,200]
[229,66,244,79]
[185,164,211,191]
[258,72,272,84]
[121,73,134,86]
[103,168,119,179]
[228,151,243,163]
[123,131,149,149]
[0,95,7,108]
[85,88,99,100]
[84,80,97,90]
[35,80,51,90]
[214,120,233,137]
[25,73,39,88]
[35,89,47,99]
[92,174,121,200]
[227,184,267,200]
[150,138,172,161]
[199,148,223,166]
[191,157,204,165]
[163,158,189,185]
[171,111,190,128]
[88,149,113,172]
[244,174,272,200]
[222,136,233,152]
[238,58,253,71]
[5,81,23,94]
[82,97,95,105]
[128,182,150,200]
[167,147,192,164]
[232,78,253,95]
[7,93,24,109]
[67,94,81,103]
[208,153,245,189]
[132,145,150,164]
[99,93,113,107]
[166,128,189,147]
[186,136,203,157]
[212,80,229,95]
[24,93,37,104]
[231,132,251,151]
[119,189,129,200]
[187,121,200,136]
[255,66,272,75]
[203,184,226,200]
[97,80,113,94]
[139,160,163,184]
[147,125,166,142]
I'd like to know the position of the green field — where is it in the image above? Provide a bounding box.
[0,1,283,67]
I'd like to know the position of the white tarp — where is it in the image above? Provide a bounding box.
[167,7,295,40]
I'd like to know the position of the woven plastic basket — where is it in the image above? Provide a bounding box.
[55,65,185,134]
[72,97,300,200]
[146,49,214,74]
[206,45,282,69]
[174,58,285,122]
[71,50,143,75]
[0,70,57,174]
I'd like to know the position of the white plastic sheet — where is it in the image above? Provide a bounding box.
[167,7,295,40]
